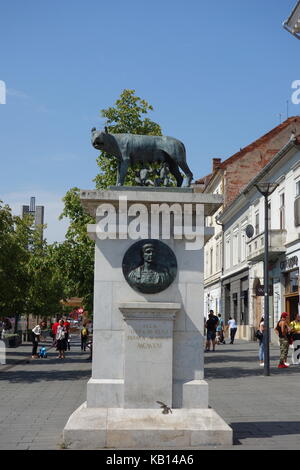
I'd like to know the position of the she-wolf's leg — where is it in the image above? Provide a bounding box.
[116,161,121,186]
[178,161,193,187]
[167,159,183,187]
[117,159,130,186]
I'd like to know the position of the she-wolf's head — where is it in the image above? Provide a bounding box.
[91,127,108,150]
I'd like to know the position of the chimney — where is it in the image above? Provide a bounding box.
[212,158,222,172]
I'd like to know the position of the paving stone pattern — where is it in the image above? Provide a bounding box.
[1,337,300,450]
[0,337,91,450]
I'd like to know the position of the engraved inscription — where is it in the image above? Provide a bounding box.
[126,322,171,351]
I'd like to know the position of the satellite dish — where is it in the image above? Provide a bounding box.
[245,224,254,239]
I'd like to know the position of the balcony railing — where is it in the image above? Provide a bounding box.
[246,229,287,262]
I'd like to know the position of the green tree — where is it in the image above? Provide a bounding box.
[26,239,65,322]
[0,202,31,323]
[94,89,162,189]
[57,187,95,313]
[0,201,66,331]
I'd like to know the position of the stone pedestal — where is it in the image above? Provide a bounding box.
[63,188,232,448]
[120,302,179,409]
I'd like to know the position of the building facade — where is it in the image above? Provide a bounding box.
[219,136,300,340]
[196,116,300,337]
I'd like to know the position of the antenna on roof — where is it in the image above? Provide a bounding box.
[287,99,289,119]
[278,113,282,124]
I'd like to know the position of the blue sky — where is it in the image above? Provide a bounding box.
[0,0,299,242]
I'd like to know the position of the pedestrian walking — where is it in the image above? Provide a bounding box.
[81,323,89,352]
[205,310,219,352]
[275,312,291,369]
[256,317,265,367]
[56,319,67,359]
[31,320,46,359]
[227,317,237,344]
[216,314,226,345]
[63,317,71,350]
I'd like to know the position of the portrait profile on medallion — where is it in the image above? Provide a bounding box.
[122,239,177,294]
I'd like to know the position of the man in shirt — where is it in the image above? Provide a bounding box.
[205,310,219,352]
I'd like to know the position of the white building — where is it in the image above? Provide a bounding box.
[198,117,300,333]
[218,136,300,340]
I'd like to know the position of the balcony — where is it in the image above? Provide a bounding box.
[246,229,287,262]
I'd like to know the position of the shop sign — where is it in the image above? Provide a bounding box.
[280,256,298,272]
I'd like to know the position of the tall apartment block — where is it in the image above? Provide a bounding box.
[22,196,45,238]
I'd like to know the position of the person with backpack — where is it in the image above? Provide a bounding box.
[275,312,291,369]
[81,323,89,352]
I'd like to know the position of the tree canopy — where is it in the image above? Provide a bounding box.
[1,90,169,322]
[94,89,162,189]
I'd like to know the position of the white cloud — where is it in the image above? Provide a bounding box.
[1,190,69,244]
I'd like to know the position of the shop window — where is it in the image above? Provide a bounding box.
[232,293,238,319]
[285,270,299,294]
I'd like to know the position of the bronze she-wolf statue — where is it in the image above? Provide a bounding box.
[91,127,193,187]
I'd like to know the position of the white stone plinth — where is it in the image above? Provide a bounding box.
[63,187,231,448]
[63,403,232,449]
[120,302,180,409]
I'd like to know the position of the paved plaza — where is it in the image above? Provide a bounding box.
[0,337,300,450]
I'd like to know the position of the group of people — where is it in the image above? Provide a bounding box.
[30,317,91,360]
[255,312,300,368]
[204,310,238,352]
[274,312,300,369]
[237,311,300,369]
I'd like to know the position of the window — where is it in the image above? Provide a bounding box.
[241,230,246,262]
[296,180,300,197]
[285,270,299,294]
[255,211,260,235]
[232,231,239,266]
[216,242,220,271]
[279,193,285,230]
[210,247,213,275]
[225,236,231,269]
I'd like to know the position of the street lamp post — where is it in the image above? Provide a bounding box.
[254,182,279,376]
